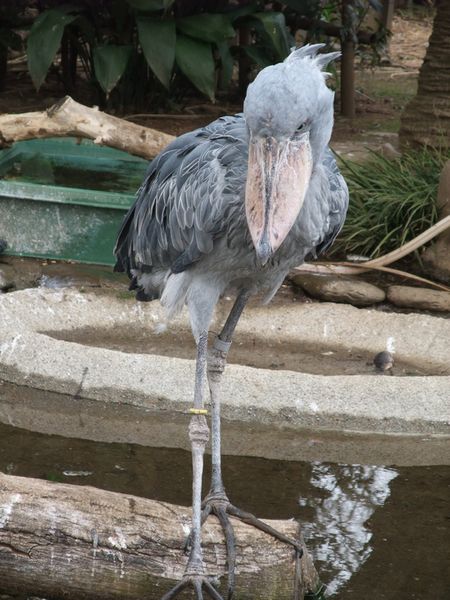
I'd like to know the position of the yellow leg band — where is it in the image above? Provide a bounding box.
[189,408,208,415]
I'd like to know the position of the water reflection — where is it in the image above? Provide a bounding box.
[1,422,447,598]
[301,463,398,596]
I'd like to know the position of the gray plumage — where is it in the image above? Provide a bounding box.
[114,44,349,339]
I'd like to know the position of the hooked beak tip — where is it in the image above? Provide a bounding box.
[256,240,273,266]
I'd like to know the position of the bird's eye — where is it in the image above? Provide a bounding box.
[297,122,307,132]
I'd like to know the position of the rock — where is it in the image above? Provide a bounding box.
[0,265,16,291]
[373,351,394,373]
[387,285,450,313]
[291,273,386,306]
[422,160,450,283]
[380,142,401,160]
[423,243,450,284]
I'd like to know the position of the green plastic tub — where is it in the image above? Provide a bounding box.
[0,137,148,265]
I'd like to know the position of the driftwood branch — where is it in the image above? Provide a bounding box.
[296,215,450,292]
[0,472,320,599]
[0,96,175,159]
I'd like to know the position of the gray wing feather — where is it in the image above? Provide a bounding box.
[313,149,349,257]
[114,115,248,275]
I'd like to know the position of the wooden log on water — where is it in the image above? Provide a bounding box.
[0,96,175,160]
[0,472,320,599]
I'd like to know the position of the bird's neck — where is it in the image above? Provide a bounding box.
[309,106,333,165]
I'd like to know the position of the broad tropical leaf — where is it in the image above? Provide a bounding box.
[93,45,132,95]
[27,7,78,90]
[177,13,235,44]
[137,17,175,88]
[175,35,215,101]
[243,45,273,68]
[227,3,259,22]
[252,12,289,60]
[216,41,233,89]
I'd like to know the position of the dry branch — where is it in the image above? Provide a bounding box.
[296,215,450,292]
[0,472,320,600]
[0,96,175,160]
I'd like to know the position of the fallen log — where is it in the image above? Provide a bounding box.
[0,472,321,599]
[0,96,175,159]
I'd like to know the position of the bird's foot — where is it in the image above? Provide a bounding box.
[162,556,224,600]
[161,573,224,600]
[186,490,303,600]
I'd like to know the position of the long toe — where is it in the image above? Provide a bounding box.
[194,578,204,600]
[215,507,236,600]
[228,503,303,556]
[203,578,226,600]
[161,576,225,600]
[189,495,302,599]
[161,579,189,600]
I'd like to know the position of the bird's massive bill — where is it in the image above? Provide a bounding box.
[245,132,312,264]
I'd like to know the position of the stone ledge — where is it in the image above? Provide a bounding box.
[0,289,448,444]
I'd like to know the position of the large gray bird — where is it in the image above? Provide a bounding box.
[114,44,348,600]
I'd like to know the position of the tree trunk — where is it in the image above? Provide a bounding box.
[422,160,450,283]
[340,40,356,118]
[399,0,450,148]
[0,472,321,600]
[340,0,356,118]
[0,44,7,93]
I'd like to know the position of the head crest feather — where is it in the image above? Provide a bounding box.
[286,44,341,71]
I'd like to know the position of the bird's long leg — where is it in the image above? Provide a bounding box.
[162,330,224,600]
[202,290,303,599]
[209,289,251,499]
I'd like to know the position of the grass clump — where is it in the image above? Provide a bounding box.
[333,148,449,259]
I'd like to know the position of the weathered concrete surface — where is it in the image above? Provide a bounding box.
[0,289,449,452]
[1,381,448,466]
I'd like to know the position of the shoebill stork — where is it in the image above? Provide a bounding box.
[114,44,348,599]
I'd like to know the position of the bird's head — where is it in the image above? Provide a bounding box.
[243,44,340,264]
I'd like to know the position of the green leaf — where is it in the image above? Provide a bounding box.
[177,13,235,44]
[252,12,289,59]
[126,0,174,10]
[137,17,175,88]
[175,34,215,101]
[228,2,259,22]
[27,8,78,90]
[216,41,233,89]
[93,45,132,95]
[242,45,273,68]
